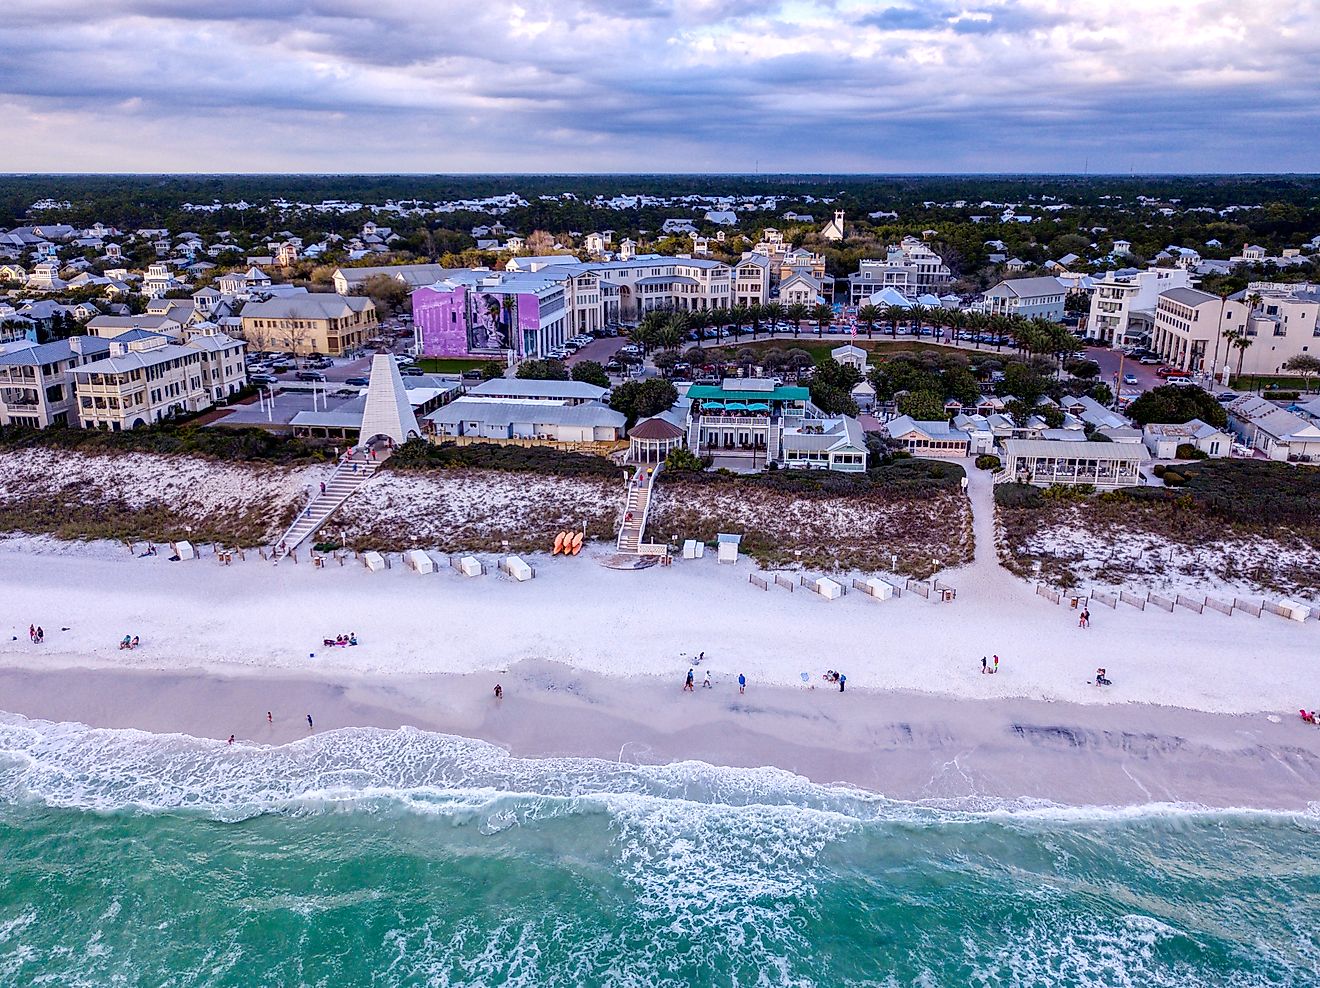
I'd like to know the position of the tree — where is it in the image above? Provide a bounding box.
[478,360,505,380]
[356,274,409,317]
[516,358,570,381]
[571,360,610,388]
[785,348,814,380]
[664,446,706,472]
[897,390,948,420]
[652,350,680,376]
[1064,357,1101,380]
[883,303,907,338]
[727,303,749,343]
[746,302,763,339]
[809,358,862,415]
[761,302,783,337]
[1231,331,1254,379]
[857,303,879,339]
[812,303,833,338]
[609,378,678,426]
[810,384,859,416]
[1126,384,1228,429]
[786,302,809,338]
[1284,354,1320,392]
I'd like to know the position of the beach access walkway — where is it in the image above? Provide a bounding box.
[616,465,660,554]
[273,445,388,560]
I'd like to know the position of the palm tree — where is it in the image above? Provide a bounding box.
[762,302,783,338]
[947,308,967,347]
[857,303,880,339]
[688,308,711,346]
[654,316,685,353]
[1232,332,1254,380]
[908,304,929,339]
[786,302,809,338]
[728,303,749,344]
[812,302,833,338]
[883,303,906,339]
[746,302,763,339]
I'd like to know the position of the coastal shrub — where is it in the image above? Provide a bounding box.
[0,423,334,465]
[993,483,1043,509]
[975,454,1001,471]
[1162,470,1186,486]
[1152,464,1167,477]
[663,447,707,472]
[1041,483,1092,501]
[385,439,621,479]
[1175,443,1209,460]
[659,456,963,498]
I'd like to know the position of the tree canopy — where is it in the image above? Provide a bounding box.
[1125,385,1228,428]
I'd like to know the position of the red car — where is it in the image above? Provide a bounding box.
[1156,366,1191,379]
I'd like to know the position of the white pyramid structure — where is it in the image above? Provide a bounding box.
[359,353,421,444]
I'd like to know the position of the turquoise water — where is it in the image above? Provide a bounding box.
[0,716,1317,986]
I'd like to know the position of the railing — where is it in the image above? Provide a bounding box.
[1090,590,1117,608]
[800,575,847,597]
[1148,592,1175,612]
[749,573,769,591]
[773,574,795,592]
[1175,593,1204,614]
[1262,600,1291,619]
[1204,596,1233,616]
[906,580,930,598]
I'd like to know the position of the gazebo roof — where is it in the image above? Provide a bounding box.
[630,416,685,440]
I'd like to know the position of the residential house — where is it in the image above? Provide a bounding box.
[830,344,869,373]
[86,313,184,340]
[332,263,450,295]
[777,272,825,307]
[733,254,772,306]
[884,415,971,458]
[780,415,868,472]
[1142,420,1232,459]
[981,277,1067,321]
[1225,394,1320,461]
[72,334,210,429]
[426,399,625,443]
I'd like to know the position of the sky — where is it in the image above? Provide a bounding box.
[2,0,1318,174]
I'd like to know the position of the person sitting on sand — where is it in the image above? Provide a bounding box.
[1096,668,1112,687]
[1302,710,1318,725]
[119,635,132,650]
[131,636,139,649]
[349,633,357,646]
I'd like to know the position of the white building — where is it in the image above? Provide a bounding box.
[981,277,1067,321]
[426,399,625,443]
[847,238,953,303]
[72,334,210,429]
[1001,439,1146,489]
[1085,267,1195,346]
[0,336,112,428]
[1142,420,1232,459]
[1225,394,1320,461]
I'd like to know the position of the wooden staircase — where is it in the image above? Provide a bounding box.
[616,465,660,553]
[273,446,388,560]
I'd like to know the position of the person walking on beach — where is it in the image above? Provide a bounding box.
[839,673,846,693]
[307,714,314,730]
[981,656,987,675]
[738,673,746,694]
[28,624,34,643]
[35,627,43,644]
[227,735,235,745]
[1081,608,1090,629]
[493,683,503,699]
[993,655,1000,674]
[703,671,712,689]
[267,711,273,724]
[684,669,695,692]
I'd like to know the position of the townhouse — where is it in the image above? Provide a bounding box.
[0,336,112,428]
[1084,266,1195,347]
[240,294,378,356]
[981,277,1068,321]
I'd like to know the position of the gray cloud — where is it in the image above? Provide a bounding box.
[0,0,1317,172]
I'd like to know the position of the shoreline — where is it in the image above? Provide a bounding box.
[3,659,1319,812]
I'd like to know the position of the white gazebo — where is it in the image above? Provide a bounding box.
[628,415,686,463]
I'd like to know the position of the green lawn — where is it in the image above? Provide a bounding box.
[416,357,497,373]
[1228,373,1319,394]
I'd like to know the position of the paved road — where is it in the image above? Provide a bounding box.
[567,336,627,368]
[1086,346,1162,398]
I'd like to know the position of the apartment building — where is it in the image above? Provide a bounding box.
[185,323,249,402]
[72,334,210,430]
[240,294,377,356]
[733,254,772,306]
[846,238,953,304]
[1084,266,1195,346]
[0,336,111,428]
[1153,282,1320,378]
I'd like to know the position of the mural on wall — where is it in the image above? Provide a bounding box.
[414,286,542,359]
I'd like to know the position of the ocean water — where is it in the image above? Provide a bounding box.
[0,715,1317,987]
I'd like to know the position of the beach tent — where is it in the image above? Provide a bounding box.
[405,549,434,574]
[459,555,483,577]
[716,532,742,565]
[363,551,386,572]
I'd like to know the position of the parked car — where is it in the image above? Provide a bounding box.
[249,373,277,386]
[461,369,485,382]
[344,376,370,387]
[399,366,424,377]
[1215,392,1238,403]
[295,370,326,382]
[1123,373,1139,385]
[1138,355,1160,365]
[605,360,623,372]
[270,362,293,374]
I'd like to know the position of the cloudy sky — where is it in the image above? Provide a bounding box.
[2,0,1317,173]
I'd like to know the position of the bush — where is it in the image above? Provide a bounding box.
[0,423,334,465]
[385,439,620,478]
[1268,391,1300,401]
[663,446,707,472]
[1152,464,1167,477]
[975,454,1001,470]
[993,482,1044,509]
[1175,443,1209,460]
[1162,470,1186,486]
